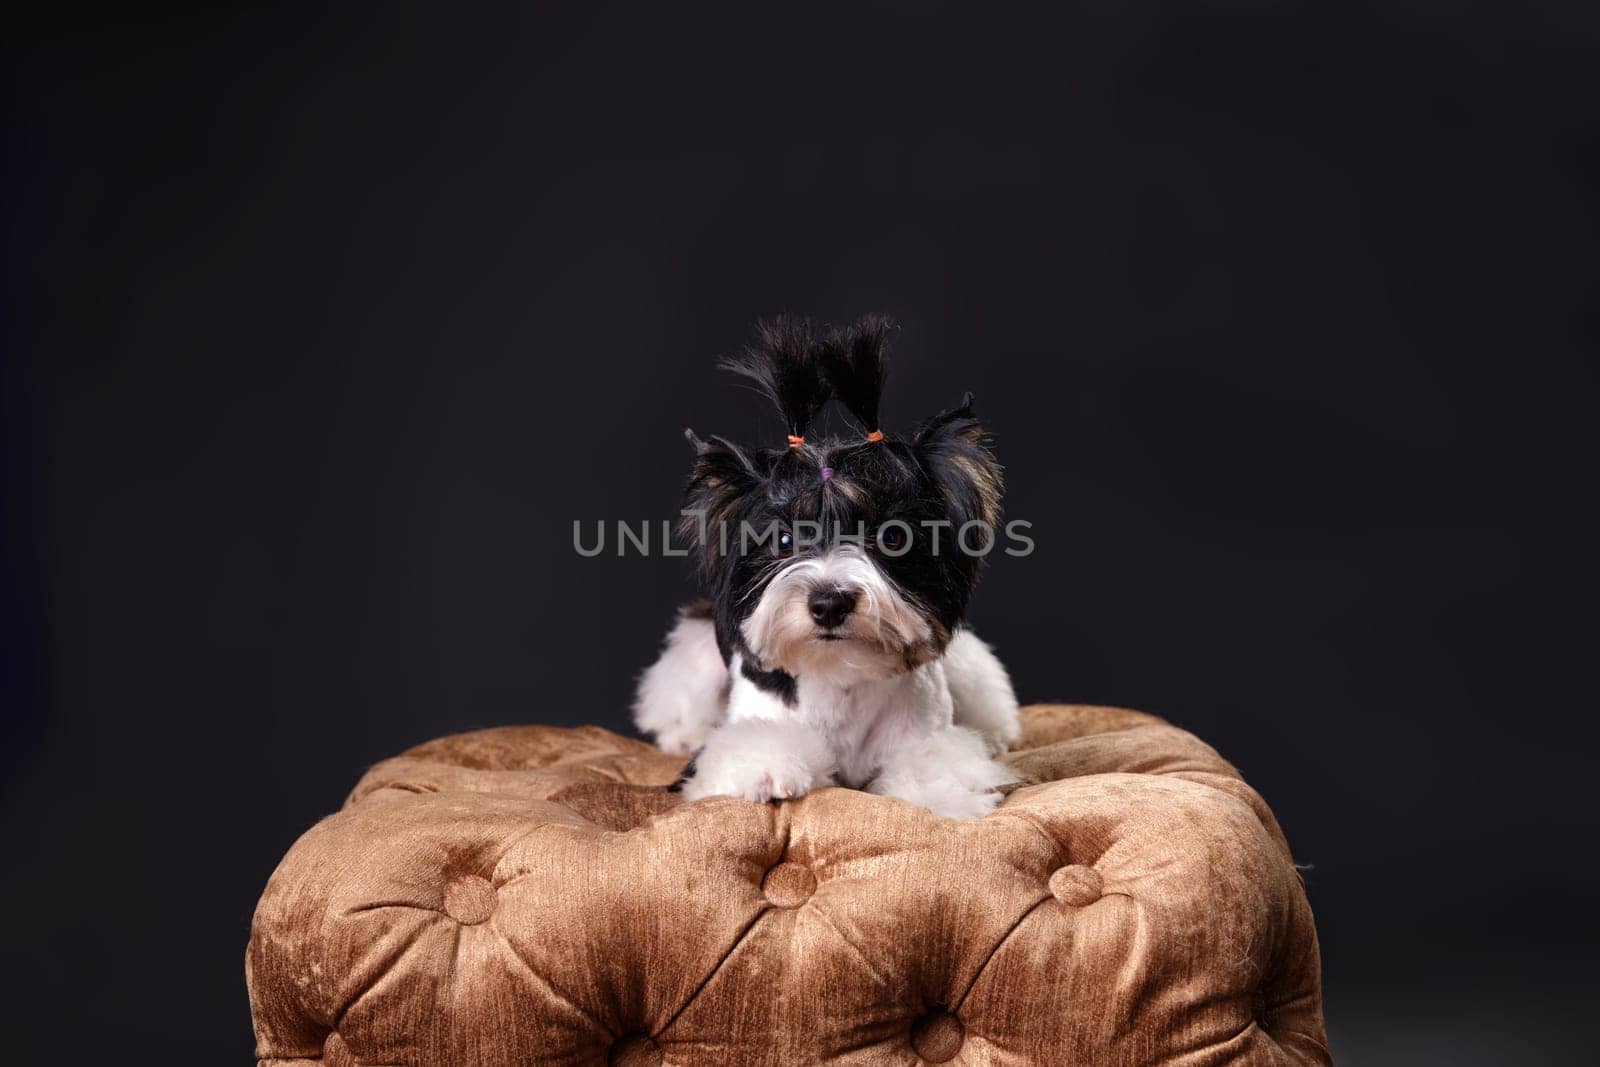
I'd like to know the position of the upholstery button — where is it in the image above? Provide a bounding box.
[1049,864,1104,907]
[761,862,817,908]
[609,1035,664,1067]
[441,874,497,925]
[910,1010,965,1062]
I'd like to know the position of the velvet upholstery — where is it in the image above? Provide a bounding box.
[247,705,1328,1065]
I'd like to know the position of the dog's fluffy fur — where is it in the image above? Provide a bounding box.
[633,315,1021,819]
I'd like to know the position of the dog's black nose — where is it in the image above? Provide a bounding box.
[808,586,858,629]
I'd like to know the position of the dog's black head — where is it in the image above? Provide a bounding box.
[679,315,1003,686]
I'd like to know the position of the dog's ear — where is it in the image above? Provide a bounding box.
[679,430,767,573]
[913,393,1003,529]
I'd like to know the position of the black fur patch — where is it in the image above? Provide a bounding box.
[739,657,798,706]
[667,751,700,793]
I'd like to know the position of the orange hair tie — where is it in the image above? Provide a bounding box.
[786,435,805,449]
[865,429,885,443]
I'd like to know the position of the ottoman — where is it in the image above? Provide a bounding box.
[247,705,1329,1065]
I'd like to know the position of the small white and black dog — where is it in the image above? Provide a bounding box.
[634,316,1021,819]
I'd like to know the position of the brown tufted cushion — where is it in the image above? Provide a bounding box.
[247,705,1328,1065]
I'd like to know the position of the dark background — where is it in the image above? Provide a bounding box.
[5,2,1597,1062]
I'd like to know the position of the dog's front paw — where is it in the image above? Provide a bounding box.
[678,719,835,804]
[988,713,1024,754]
[921,787,1005,820]
[653,721,714,758]
[681,760,818,803]
[976,720,1022,756]
[867,724,1016,820]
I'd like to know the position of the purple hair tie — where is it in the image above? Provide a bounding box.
[820,467,834,481]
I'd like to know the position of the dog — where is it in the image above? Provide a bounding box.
[633,315,1021,819]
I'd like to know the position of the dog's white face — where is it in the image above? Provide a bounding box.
[740,544,936,684]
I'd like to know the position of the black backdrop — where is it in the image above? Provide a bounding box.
[5,3,1597,1062]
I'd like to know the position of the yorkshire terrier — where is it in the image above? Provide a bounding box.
[634,315,1021,819]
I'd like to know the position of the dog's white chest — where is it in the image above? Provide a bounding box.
[794,663,953,787]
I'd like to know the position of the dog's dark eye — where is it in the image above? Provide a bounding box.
[775,530,794,557]
[878,524,908,553]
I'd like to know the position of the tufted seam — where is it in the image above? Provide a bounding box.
[1152,981,1265,1060]
[325,913,442,1044]
[346,900,442,918]
[441,922,463,1058]
[329,1026,402,1067]
[487,817,642,1036]
[646,813,793,1040]
[652,907,773,1039]
[304,803,517,1046]
[316,813,564,1059]
[1263,984,1319,1020]
[990,809,1070,860]
[1109,893,1151,1042]
[490,809,606,889]
[801,895,902,995]
[1183,1018,1274,1062]
[494,925,612,1035]
[358,780,440,798]
[955,892,1056,1011]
